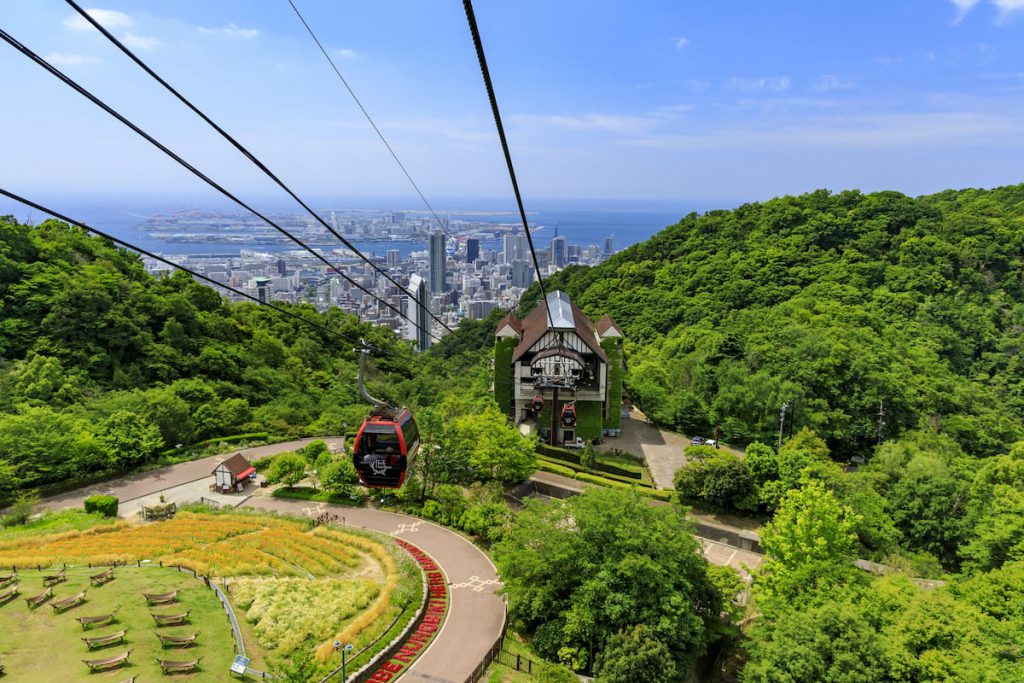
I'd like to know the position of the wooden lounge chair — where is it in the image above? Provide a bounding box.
[77,606,120,630]
[43,571,66,587]
[90,569,115,586]
[0,583,17,605]
[83,649,131,672]
[82,629,127,649]
[25,586,53,608]
[151,610,190,627]
[143,590,177,605]
[156,632,198,648]
[0,572,15,588]
[0,661,5,675]
[50,590,87,613]
[157,656,202,674]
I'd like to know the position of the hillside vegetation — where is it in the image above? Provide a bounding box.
[0,216,493,506]
[526,185,1024,457]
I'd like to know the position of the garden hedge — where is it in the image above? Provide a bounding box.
[83,494,119,517]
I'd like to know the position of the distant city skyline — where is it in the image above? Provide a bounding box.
[1,1,1023,208]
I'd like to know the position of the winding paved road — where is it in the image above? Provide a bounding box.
[38,437,345,513]
[38,437,506,682]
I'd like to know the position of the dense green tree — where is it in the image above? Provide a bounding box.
[98,410,163,470]
[674,451,756,511]
[595,625,677,683]
[755,479,864,608]
[493,488,720,676]
[742,600,888,683]
[266,452,306,489]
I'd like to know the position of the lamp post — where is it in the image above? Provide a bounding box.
[334,640,353,680]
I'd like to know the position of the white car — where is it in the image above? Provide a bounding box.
[704,439,718,448]
[564,437,586,450]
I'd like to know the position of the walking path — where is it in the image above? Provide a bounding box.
[38,437,344,513]
[244,497,505,683]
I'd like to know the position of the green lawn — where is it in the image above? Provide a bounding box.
[0,510,115,541]
[0,565,235,682]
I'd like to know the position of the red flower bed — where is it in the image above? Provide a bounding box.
[366,538,449,681]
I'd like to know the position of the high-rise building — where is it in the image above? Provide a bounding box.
[603,236,614,256]
[387,249,400,269]
[251,276,272,303]
[551,236,567,268]
[503,234,516,265]
[515,234,528,261]
[275,258,287,276]
[429,230,447,294]
[465,238,480,264]
[391,212,406,224]
[511,260,534,289]
[406,274,431,351]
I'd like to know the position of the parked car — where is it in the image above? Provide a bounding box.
[704,439,719,449]
[564,437,586,450]
[690,436,705,446]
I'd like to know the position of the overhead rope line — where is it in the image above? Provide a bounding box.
[285,0,450,236]
[0,187,371,349]
[0,26,441,343]
[63,0,453,336]
[461,0,554,330]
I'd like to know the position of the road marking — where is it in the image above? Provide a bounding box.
[449,576,500,592]
[390,520,424,536]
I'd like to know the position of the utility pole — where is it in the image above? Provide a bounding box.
[777,401,789,452]
[876,400,886,445]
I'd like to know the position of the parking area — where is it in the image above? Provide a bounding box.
[596,407,744,489]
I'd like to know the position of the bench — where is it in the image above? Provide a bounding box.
[43,571,66,587]
[82,630,127,650]
[77,606,120,630]
[143,590,177,605]
[156,632,198,648]
[0,583,17,605]
[0,572,15,588]
[152,610,190,627]
[157,656,202,674]
[83,649,131,672]
[90,569,115,586]
[25,586,53,608]
[50,590,87,613]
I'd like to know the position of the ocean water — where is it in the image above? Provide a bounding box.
[0,196,731,259]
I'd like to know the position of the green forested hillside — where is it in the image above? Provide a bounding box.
[0,216,491,504]
[526,185,1024,456]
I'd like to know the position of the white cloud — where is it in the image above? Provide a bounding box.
[992,0,1024,17]
[516,113,661,135]
[63,8,132,32]
[674,36,689,49]
[44,52,101,66]
[197,23,259,39]
[335,48,358,59]
[811,74,853,92]
[121,32,158,50]
[726,76,791,93]
[950,0,981,23]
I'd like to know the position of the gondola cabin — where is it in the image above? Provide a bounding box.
[352,407,419,488]
[561,403,577,426]
[531,395,544,413]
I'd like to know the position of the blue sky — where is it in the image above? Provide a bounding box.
[2,0,1023,208]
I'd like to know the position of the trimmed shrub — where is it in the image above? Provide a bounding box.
[537,460,578,478]
[84,494,119,517]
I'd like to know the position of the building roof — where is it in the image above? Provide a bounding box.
[595,314,622,337]
[495,312,522,335]
[509,290,609,364]
[213,453,252,477]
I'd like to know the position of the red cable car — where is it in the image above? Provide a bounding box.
[531,395,544,413]
[561,403,577,426]
[352,347,419,489]
[352,406,419,489]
